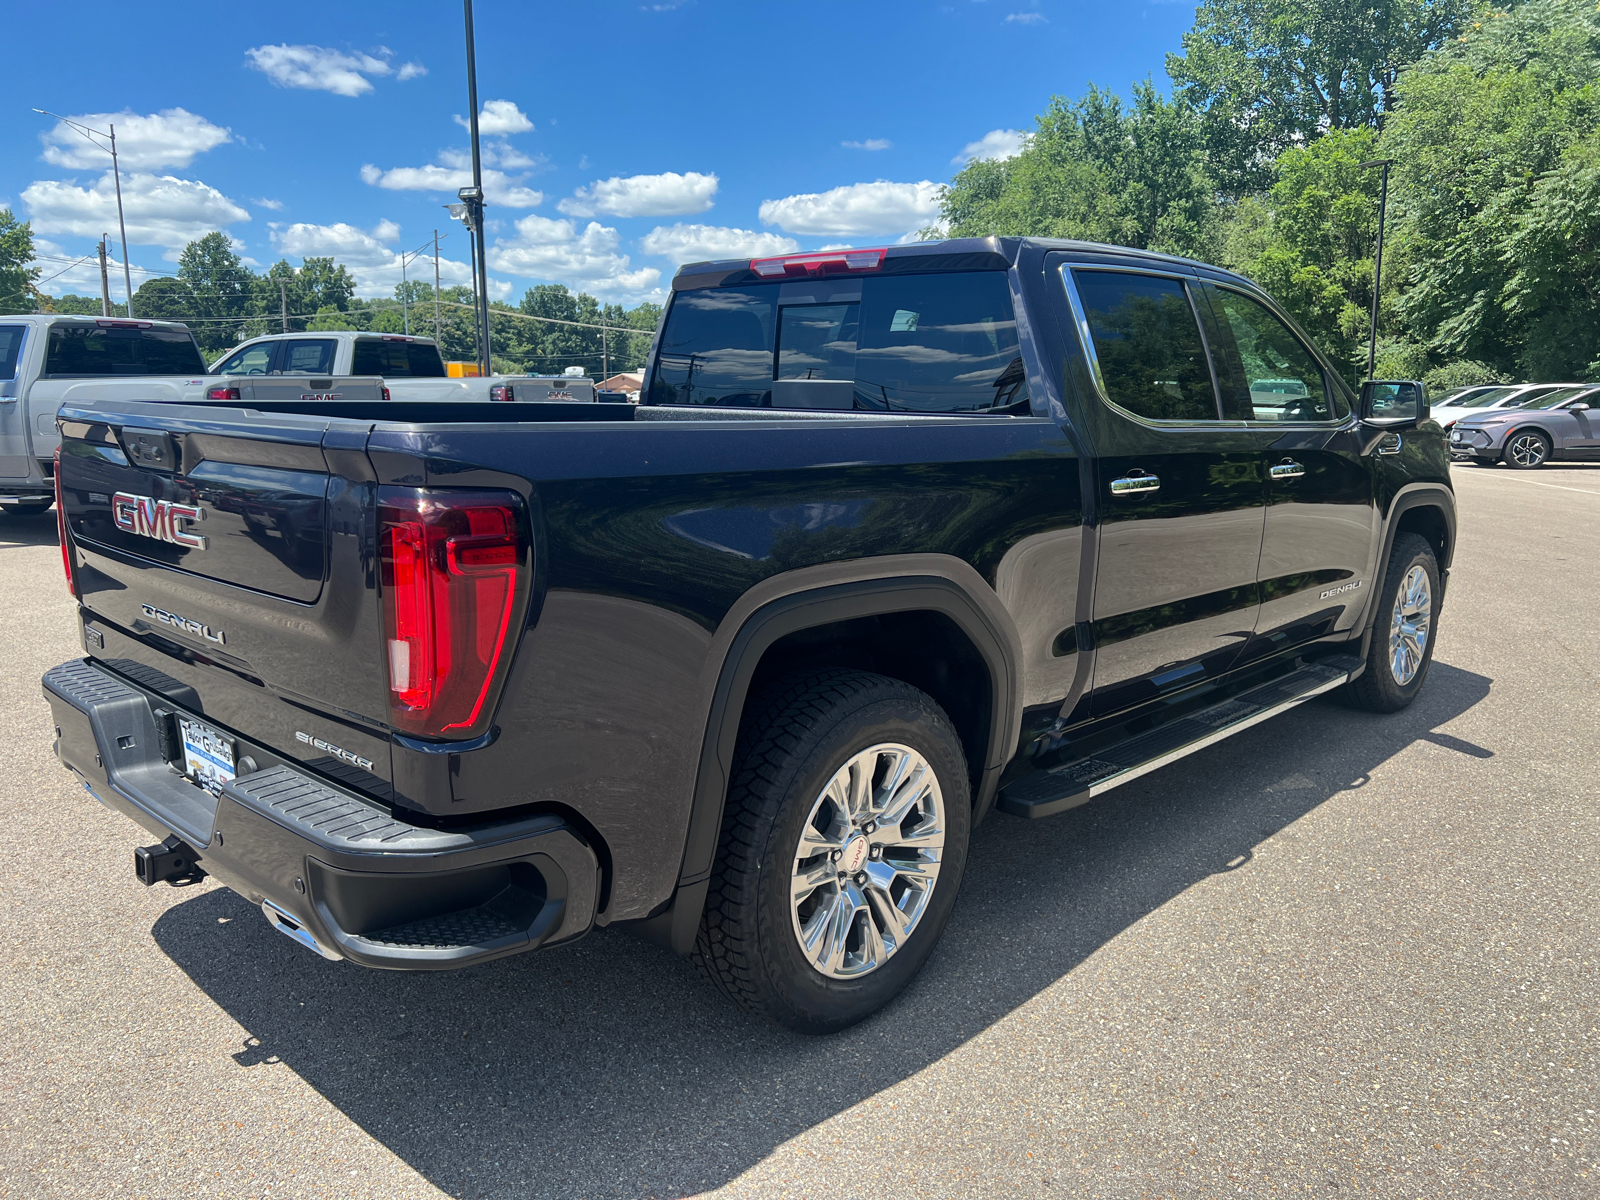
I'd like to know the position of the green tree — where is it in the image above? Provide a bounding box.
[1169,0,1473,192]
[178,232,254,354]
[939,81,1219,259]
[0,208,41,315]
[1222,127,1383,381]
[130,276,194,324]
[1384,0,1600,378]
[299,257,355,312]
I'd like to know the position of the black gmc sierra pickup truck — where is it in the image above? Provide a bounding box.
[43,237,1453,1032]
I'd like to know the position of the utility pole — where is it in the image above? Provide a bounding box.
[601,317,608,379]
[280,280,289,333]
[461,0,491,376]
[401,252,411,336]
[1359,157,1395,380]
[97,236,111,317]
[433,229,442,343]
[34,110,135,316]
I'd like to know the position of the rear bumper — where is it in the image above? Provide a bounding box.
[42,658,599,970]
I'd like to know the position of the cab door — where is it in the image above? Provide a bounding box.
[1195,281,1379,654]
[0,324,36,484]
[1058,264,1268,719]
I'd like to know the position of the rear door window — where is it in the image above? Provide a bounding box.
[349,338,447,378]
[278,339,337,374]
[648,271,1028,413]
[0,325,24,380]
[1205,288,1333,422]
[44,323,207,377]
[1070,270,1219,422]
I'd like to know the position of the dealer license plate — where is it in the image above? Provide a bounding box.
[178,715,236,793]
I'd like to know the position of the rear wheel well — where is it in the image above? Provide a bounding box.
[745,610,993,801]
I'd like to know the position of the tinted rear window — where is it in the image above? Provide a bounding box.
[0,325,24,381]
[349,338,446,378]
[44,324,206,377]
[1071,270,1218,422]
[648,271,1028,413]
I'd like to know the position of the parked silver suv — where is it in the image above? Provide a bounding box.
[1449,385,1600,468]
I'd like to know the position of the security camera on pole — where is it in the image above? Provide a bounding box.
[460,0,492,376]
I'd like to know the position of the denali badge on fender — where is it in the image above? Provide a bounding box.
[1320,579,1364,599]
[294,731,376,772]
[112,493,207,550]
[140,603,225,644]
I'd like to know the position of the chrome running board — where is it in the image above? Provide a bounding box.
[997,655,1364,819]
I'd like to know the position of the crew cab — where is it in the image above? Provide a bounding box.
[0,315,382,514]
[207,331,592,403]
[41,238,1455,1032]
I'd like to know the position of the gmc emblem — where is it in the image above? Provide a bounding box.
[111,493,207,550]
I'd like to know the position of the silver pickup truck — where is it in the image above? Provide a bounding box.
[0,316,385,514]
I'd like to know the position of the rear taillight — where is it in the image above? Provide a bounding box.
[489,384,514,401]
[206,385,241,400]
[379,488,528,737]
[382,386,391,401]
[750,247,886,279]
[54,447,76,598]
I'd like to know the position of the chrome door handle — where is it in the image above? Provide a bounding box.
[1377,433,1403,455]
[1109,473,1160,496]
[1270,459,1305,479]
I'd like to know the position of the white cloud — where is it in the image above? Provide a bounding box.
[396,61,427,81]
[453,99,533,135]
[360,162,543,207]
[270,220,488,299]
[252,197,284,211]
[842,138,892,151]
[23,170,250,257]
[953,128,1029,165]
[558,171,717,218]
[245,44,395,97]
[489,214,661,300]
[39,108,232,170]
[1005,12,1047,23]
[640,223,800,265]
[758,180,942,238]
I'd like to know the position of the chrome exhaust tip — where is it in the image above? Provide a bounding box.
[261,899,342,961]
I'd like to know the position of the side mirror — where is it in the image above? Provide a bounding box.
[1569,402,1591,412]
[1361,380,1429,428]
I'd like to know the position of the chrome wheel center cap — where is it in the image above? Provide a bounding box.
[840,834,869,875]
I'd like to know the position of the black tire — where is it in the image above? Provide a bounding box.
[692,669,971,1033]
[0,500,53,517]
[1503,429,1551,469]
[1343,532,1440,713]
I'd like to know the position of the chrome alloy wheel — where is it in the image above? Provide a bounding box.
[1388,565,1432,686]
[789,743,945,980]
[1506,431,1548,467]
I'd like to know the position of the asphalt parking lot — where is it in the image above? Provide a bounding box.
[1,461,1596,1200]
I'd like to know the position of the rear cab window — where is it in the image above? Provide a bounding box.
[1069,270,1219,422]
[44,322,207,377]
[350,338,446,378]
[648,270,1029,414]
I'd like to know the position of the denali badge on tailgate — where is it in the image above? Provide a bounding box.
[140,603,225,644]
[112,493,207,549]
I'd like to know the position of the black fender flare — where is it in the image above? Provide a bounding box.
[1356,484,1457,658]
[642,554,1023,954]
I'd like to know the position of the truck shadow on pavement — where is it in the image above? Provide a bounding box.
[154,661,1491,1200]
[0,511,62,548]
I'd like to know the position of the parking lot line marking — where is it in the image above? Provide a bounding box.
[1450,471,1600,497]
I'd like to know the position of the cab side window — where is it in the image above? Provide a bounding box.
[215,344,275,376]
[279,339,336,374]
[1207,289,1332,422]
[1071,270,1219,422]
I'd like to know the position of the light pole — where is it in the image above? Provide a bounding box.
[1359,157,1395,380]
[35,109,135,317]
[461,0,492,375]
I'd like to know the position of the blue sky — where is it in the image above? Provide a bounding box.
[4,0,1199,309]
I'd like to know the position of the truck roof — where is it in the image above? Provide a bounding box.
[4,313,195,332]
[231,330,439,347]
[670,235,1250,292]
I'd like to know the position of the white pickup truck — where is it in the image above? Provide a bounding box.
[0,316,388,514]
[206,331,596,403]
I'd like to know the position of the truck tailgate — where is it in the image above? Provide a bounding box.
[56,400,395,794]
